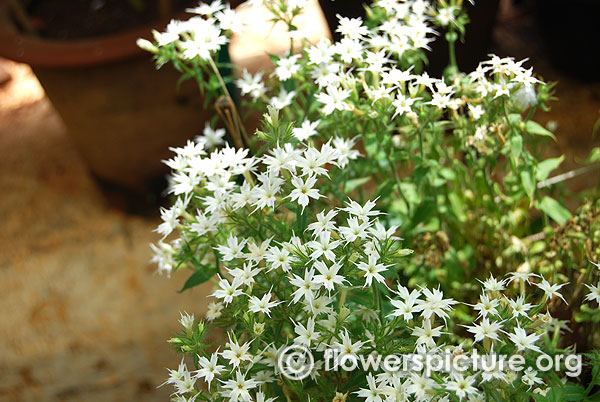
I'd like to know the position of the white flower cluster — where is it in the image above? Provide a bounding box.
[151,120,360,276]
[163,266,576,402]
[152,121,580,401]
[232,5,544,163]
[151,1,241,61]
[235,0,438,116]
[143,1,597,401]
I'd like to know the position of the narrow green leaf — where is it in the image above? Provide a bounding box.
[562,385,588,401]
[588,148,600,164]
[520,169,535,200]
[408,198,436,229]
[179,268,217,293]
[375,179,395,199]
[507,113,521,125]
[439,168,457,181]
[525,120,556,140]
[536,156,564,181]
[448,192,466,222]
[538,196,571,225]
[510,135,523,163]
[593,114,600,137]
[413,163,430,186]
[344,177,371,193]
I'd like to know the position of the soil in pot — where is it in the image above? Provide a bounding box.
[23,0,194,39]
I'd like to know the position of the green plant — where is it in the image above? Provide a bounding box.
[140,1,600,400]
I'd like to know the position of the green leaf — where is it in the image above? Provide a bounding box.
[439,168,457,181]
[525,120,556,140]
[375,179,395,199]
[445,248,466,283]
[179,268,217,292]
[448,192,466,222]
[344,177,371,193]
[588,147,600,164]
[538,196,571,225]
[510,135,523,163]
[529,241,546,255]
[267,52,280,65]
[520,168,536,200]
[593,114,600,137]
[413,162,430,186]
[562,385,588,401]
[507,113,521,125]
[532,385,590,402]
[528,392,547,402]
[536,156,564,181]
[364,133,378,157]
[407,198,436,231]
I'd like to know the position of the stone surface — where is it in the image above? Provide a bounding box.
[0,60,211,402]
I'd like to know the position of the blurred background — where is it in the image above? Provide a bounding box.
[0,0,599,401]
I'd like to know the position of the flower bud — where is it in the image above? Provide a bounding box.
[333,392,348,402]
[254,322,265,335]
[179,312,195,333]
[136,38,158,53]
[513,85,537,110]
[339,307,351,322]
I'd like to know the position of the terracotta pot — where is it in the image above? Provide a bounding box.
[535,0,600,81]
[0,3,213,191]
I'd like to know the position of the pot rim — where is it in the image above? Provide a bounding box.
[0,1,187,68]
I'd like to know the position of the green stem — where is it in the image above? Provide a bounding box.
[374,285,383,324]
[447,26,458,71]
[339,288,348,310]
[524,105,537,123]
[386,153,411,215]
[482,165,499,212]
[207,55,250,147]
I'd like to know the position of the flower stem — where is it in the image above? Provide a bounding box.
[447,26,458,71]
[207,55,250,149]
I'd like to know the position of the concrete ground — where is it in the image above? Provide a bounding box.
[0,1,599,402]
[0,59,209,402]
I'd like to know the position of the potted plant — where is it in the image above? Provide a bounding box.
[144,0,600,400]
[0,0,240,192]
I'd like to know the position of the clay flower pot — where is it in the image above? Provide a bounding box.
[0,3,214,191]
[535,0,600,81]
